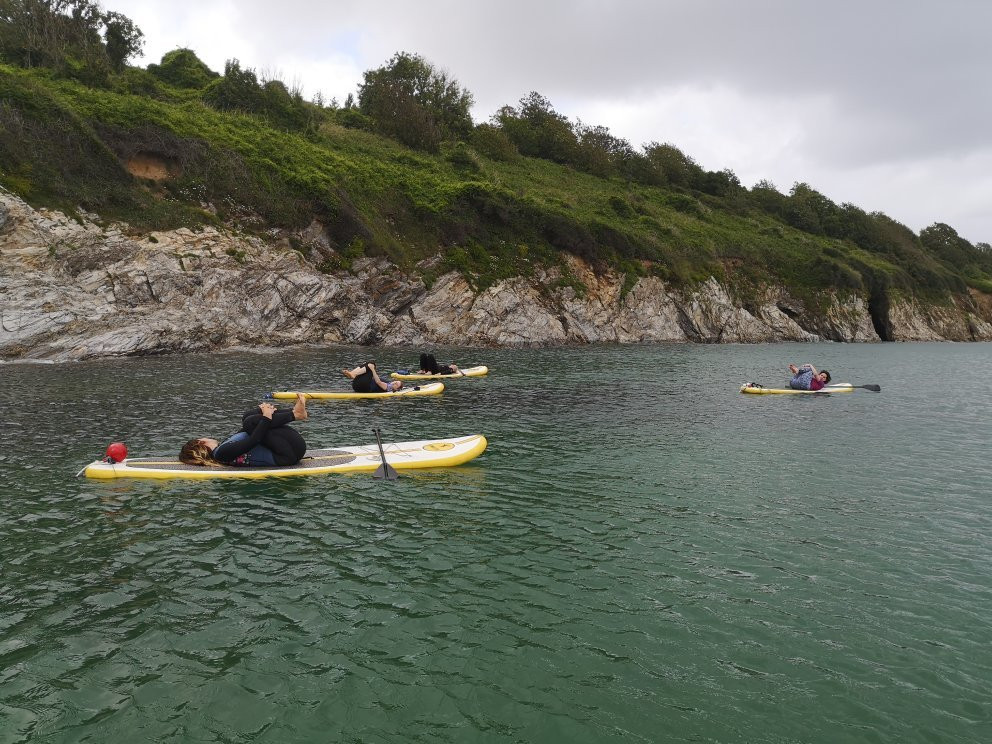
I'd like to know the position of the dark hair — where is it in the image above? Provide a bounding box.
[821,370,831,383]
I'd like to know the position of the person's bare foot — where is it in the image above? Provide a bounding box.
[293,393,308,421]
[341,368,355,379]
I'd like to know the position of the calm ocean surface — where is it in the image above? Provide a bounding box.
[1,342,990,743]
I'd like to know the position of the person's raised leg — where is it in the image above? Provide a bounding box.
[352,368,376,393]
[263,427,306,466]
[343,360,376,379]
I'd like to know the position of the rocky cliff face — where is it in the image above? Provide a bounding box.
[1,192,990,362]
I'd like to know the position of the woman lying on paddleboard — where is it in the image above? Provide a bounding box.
[417,353,460,376]
[179,395,308,467]
[341,361,403,393]
[789,363,832,391]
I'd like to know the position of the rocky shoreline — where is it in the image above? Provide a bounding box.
[2,191,990,362]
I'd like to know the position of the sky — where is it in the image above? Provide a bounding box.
[109,0,992,244]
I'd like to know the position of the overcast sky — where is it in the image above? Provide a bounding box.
[110,0,992,244]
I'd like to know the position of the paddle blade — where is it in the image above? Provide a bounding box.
[860,384,882,392]
[371,427,399,480]
[373,463,400,480]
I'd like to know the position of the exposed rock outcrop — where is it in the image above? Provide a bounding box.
[1,192,990,362]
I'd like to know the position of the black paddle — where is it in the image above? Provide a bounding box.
[819,383,881,394]
[372,428,399,480]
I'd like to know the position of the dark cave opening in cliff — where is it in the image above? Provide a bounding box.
[868,292,893,341]
[776,303,800,321]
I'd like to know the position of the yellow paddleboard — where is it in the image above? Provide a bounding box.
[269,382,444,400]
[390,365,489,380]
[740,383,854,395]
[83,434,487,480]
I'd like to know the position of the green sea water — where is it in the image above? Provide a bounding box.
[1,342,990,743]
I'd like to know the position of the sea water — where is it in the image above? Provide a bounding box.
[1,342,990,742]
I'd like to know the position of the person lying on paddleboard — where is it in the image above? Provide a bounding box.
[417,353,460,376]
[788,363,832,391]
[179,394,308,467]
[341,361,403,393]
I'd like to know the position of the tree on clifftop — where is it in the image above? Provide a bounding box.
[0,0,143,80]
[642,142,703,188]
[493,92,578,165]
[358,52,474,152]
[98,9,140,71]
[921,222,992,278]
[201,59,315,132]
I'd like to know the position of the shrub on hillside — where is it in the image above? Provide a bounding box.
[147,48,217,89]
[608,195,634,218]
[621,151,665,186]
[470,123,518,161]
[747,179,786,217]
[445,142,483,173]
[574,121,635,178]
[643,142,704,188]
[665,193,704,217]
[361,79,441,151]
[333,107,373,131]
[203,60,264,113]
[202,59,314,132]
[112,67,193,101]
[493,92,579,165]
[260,78,314,131]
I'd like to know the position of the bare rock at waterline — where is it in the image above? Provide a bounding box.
[2,191,991,362]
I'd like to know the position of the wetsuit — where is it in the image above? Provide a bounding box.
[352,368,388,393]
[419,353,453,375]
[212,408,306,466]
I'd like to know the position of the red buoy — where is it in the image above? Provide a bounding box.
[105,442,128,463]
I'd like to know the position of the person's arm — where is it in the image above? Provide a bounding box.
[214,405,276,462]
[268,408,297,427]
[369,365,390,391]
[242,406,295,431]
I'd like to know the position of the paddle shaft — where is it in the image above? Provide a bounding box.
[372,428,400,480]
[818,383,882,392]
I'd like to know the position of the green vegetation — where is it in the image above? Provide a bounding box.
[358,52,473,153]
[0,0,143,83]
[1,0,991,315]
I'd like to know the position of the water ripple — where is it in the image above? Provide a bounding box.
[1,343,991,742]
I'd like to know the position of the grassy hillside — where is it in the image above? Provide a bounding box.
[1,62,990,315]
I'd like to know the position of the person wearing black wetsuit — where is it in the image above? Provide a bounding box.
[179,396,308,467]
[342,361,402,393]
[214,404,307,466]
[418,353,458,375]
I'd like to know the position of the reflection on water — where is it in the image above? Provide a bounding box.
[1,343,991,743]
